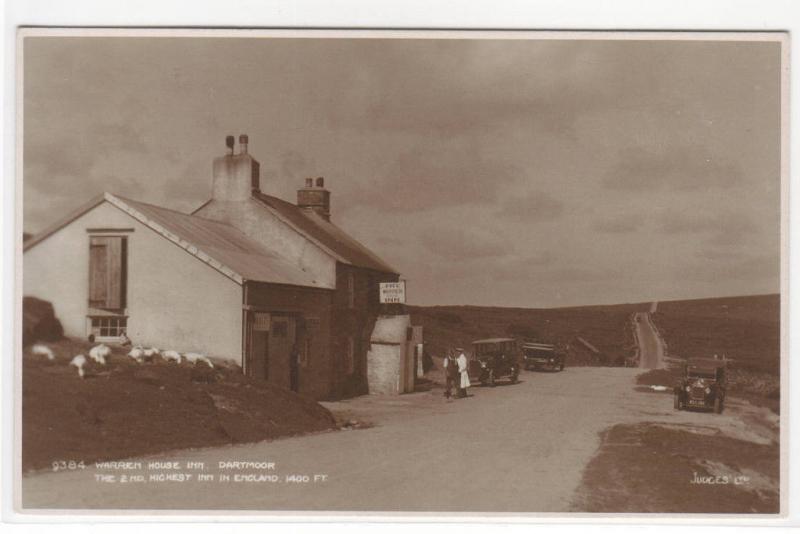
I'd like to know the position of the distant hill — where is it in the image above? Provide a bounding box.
[409,301,650,367]
[652,294,780,374]
[410,294,781,374]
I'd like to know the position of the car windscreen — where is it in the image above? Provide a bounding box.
[687,369,717,379]
[524,349,551,357]
[475,344,497,356]
[475,343,513,356]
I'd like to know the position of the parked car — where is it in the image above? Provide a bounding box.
[673,358,727,413]
[522,342,565,372]
[468,338,520,387]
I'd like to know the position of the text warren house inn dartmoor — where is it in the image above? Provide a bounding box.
[23,135,405,399]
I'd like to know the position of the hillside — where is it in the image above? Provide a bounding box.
[409,302,650,367]
[649,294,780,411]
[22,339,338,472]
[651,294,780,373]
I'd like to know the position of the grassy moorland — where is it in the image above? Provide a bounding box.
[649,294,781,412]
[409,302,650,367]
[571,422,779,513]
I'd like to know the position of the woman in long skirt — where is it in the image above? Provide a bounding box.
[456,348,470,398]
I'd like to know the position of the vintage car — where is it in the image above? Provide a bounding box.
[673,358,727,413]
[468,338,520,387]
[522,342,565,372]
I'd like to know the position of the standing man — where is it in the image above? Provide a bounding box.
[443,350,459,399]
[456,348,471,398]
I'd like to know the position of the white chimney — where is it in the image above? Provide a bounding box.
[211,134,260,201]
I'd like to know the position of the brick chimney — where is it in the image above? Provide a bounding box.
[297,176,331,220]
[211,134,261,202]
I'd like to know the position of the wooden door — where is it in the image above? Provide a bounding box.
[248,312,271,380]
[267,315,296,390]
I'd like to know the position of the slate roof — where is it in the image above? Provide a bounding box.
[253,192,398,274]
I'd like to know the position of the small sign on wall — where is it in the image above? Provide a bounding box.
[252,312,271,331]
[379,281,406,304]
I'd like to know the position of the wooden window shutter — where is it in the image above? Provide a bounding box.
[89,239,108,306]
[89,236,125,309]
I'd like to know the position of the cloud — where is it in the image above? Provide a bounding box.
[656,211,758,246]
[24,141,86,180]
[602,145,743,192]
[419,226,509,261]
[162,162,212,210]
[93,122,148,153]
[497,191,565,223]
[21,36,782,307]
[25,122,149,196]
[253,149,319,199]
[279,150,315,180]
[344,144,519,214]
[675,254,778,285]
[594,214,640,234]
[324,39,701,139]
[484,253,557,280]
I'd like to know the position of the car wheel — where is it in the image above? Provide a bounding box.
[558,361,565,372]
[510,370,519,384]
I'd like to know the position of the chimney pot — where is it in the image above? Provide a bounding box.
[239,134,249,154]
[225,135,235,155]
[297,176,331,220]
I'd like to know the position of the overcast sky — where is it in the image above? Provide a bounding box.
[23,35,782,307]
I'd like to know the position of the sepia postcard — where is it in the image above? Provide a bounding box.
[10,28,789,520]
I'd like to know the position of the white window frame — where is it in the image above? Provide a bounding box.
[86,314,129,343]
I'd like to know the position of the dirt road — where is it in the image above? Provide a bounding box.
[634,311,665,369]
[19,367,640,512]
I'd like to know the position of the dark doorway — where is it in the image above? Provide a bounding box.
[248,312,270,380]
[247,312,297,390]
[267,315,296,390]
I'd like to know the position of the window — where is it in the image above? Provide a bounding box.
[272,320,288,337]
[345,336,355,374]
[347,272,355,309]
[89,316,128,338]
[88,236,127,310]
